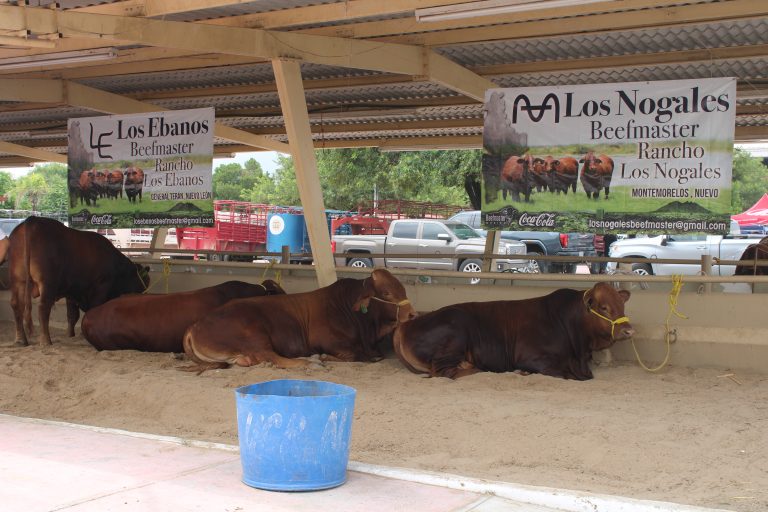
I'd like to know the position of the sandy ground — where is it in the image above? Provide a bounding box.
[0,321,766,512]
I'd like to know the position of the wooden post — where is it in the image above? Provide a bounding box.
[272,59,337,288]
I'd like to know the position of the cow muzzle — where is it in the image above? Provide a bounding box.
[370,297,416,322]
[587,306,632,341]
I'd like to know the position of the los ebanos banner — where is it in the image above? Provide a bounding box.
[67,107,215,229]
[481,78,737,234]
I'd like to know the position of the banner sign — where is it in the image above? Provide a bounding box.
[481,78,737,234]
[67,107,215,229]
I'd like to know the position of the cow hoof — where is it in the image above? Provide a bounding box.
[14,340,29,347]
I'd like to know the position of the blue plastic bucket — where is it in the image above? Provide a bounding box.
[235,379,357,491]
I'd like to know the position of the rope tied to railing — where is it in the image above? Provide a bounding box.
[261,258,282,287]
[631,274,687,372]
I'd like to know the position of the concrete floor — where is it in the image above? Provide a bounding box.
[0,414,733,512]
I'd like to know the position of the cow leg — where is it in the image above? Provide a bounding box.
[66,298,80,337]
[9,286,29,346]
[36,297,55,346]
[256,352,311,369]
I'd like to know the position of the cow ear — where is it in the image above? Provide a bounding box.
[353,295,372,312]
[583,287,595,306]
[618,289,631,303]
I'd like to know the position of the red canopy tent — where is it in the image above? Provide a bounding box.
[732,193,768,225]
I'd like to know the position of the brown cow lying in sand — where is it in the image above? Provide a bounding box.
[393,282,633,380]
[81,280,285,353]
[182,269,416,373]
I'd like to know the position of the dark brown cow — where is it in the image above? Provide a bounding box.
[124,167,144,204]
[78,170,97,206]
[106,170,125,199]
[92,170,108,199]
[393,282,633,380]
[734,238,768,275]
[8,217,150,346]
[500,154,533,202]
[81,280,286,353]
[579,151,615,200]
[547,156,579,195]
[182,269,417,373]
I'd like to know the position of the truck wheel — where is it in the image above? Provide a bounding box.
[209,253,222,262]
[527,252,547,273]
[347,257,373,268]
[631,262,653,276]
[459,259,483,284]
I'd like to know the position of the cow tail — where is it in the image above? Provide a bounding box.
[23,221,32,336]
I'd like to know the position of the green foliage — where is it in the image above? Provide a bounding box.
[0,171,13,208]
[731,148,768,213]
[212,158,266,200]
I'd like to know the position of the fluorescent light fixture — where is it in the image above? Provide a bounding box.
[0,48,116,71]
[416,0,610,22]
[308,108,419,120]
[380,142,482,152]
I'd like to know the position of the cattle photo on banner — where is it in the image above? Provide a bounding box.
[481,78,737,235]
[67,107,215,229]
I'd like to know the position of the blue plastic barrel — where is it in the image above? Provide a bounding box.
[235,379,357,491]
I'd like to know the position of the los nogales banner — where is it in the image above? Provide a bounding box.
[481,78,737,234]
[67,107,215,229]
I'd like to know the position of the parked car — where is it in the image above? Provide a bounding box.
[332,218,528,275]
[606,222,763,276]
[738,224,768,235]
[448,210,598,273]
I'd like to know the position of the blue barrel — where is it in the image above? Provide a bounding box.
[235,379,357,491]
[266,213,306,254]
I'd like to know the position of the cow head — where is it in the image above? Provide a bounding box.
[355,269,417,335]
[260,279,287,295]
[583,282,634,349]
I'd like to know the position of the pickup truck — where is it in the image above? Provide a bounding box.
[605,224,763,276]
[332,218,529,275]
[448,210,598,273]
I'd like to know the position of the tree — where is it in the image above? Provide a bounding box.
[731,147,768,213]
[12,173,49,212]
[30,163,69,215]
[0,171,13,208]
[212,158,267,200]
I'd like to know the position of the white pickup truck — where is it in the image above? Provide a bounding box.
[606,223,763,276]
[332,218,529,275]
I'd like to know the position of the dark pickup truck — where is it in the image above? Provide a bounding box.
[448,210,597,273]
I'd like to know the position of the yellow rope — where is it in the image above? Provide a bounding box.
[141,259,171,294]
[632,274,687,372]
[261,258,282,287]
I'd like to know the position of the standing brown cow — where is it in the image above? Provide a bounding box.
[78,170,97,206]
[106,170,125,199]
[500,154,533,202]
[579,151,615,200]
[182,269,416,373]
[547,156,579,195]
[82,280,286,353]
[393,282,633,380]
[8,217,150,346]
[124,167,144,203]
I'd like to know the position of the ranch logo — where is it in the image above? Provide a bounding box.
[70,211,89,225]
[510,87,730,125]
[483,206,518,228]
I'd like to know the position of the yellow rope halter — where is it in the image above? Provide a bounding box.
[583,290,630,340]
[141,259,171,294]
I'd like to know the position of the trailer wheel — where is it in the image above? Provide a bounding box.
[209,253,222,262]
[347,257,373,268]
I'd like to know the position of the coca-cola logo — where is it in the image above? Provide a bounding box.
[518,212,556,227]
[90,214,114,225]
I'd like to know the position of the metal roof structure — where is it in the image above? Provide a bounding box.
[1,0,767,166]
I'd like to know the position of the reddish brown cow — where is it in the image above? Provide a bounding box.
[547,156,579,195]
[78,170,97,206]
[393,282,633,380]
[82,280,286,353]
[124,167,144,203]
[92,170,108,199]
[106,170,125,199]
[182,269,416,373]
[8,217,150,346]
[579,151,615,200]
[500,154,533,202]
[734,238,768,275]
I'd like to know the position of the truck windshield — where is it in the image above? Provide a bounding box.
[443,221,481,240]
